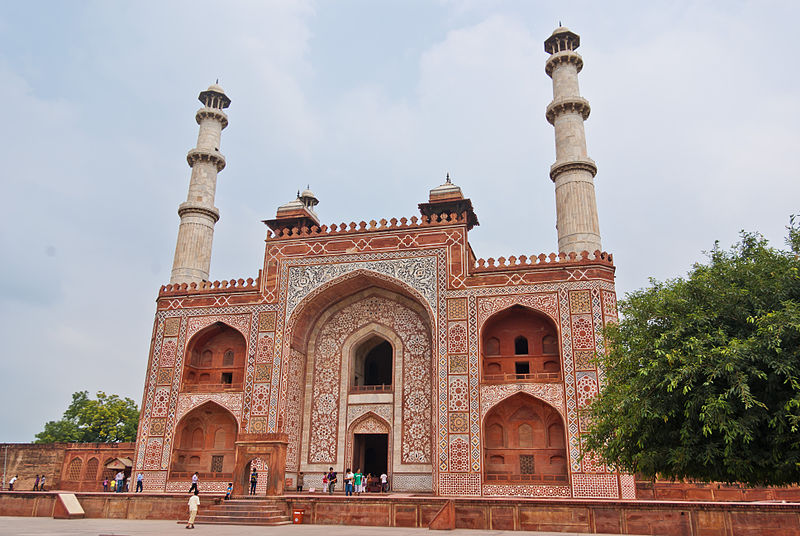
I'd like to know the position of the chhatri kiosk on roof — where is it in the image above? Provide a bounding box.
[139,26,622,499]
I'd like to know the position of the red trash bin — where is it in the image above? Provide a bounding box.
[293,509,305,524]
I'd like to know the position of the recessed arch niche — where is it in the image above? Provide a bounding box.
[483,392,568,483]
[481,305,560,381]
[170,402,238,478]
[182,322,246,392]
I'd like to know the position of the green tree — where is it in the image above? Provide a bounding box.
[583,220,800,486]
[35,391,139,443]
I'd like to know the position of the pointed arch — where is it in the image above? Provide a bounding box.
[480,304,561,381]
[482,392,568,484]
[170,401,239,479]
[182,322,246,392]
[285,268,435,352]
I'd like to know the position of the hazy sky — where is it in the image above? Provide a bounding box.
[1,1,798,442]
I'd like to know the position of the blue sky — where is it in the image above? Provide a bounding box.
[1,1,799,442]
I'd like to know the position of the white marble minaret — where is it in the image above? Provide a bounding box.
[544,27,602,255]
[170,84,231,284]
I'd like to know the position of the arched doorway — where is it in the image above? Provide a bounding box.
[170,402,238,481]
[481,305,560,382]
[182,322,246,392]
[483,393,568,484]
[285,271,435,492]
[242,457,268,495]
[347,413,391,480]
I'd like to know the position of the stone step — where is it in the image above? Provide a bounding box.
[206,503,285,511]
[193,514,292,526]
[203,509,286,517]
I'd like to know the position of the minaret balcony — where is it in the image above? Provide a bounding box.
[545,96,590,124]
[186,148,226,171]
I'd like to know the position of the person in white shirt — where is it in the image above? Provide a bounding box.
[186,490,200,529]
[380,473,388,493]
[8,475,17,491]
[189,472,199,494]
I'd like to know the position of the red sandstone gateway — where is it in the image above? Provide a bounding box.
[131,25,622,500]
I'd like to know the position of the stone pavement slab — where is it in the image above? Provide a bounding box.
[0,517,628,536]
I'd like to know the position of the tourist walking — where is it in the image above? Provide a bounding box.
[135,472,144,493]
[225,483,232,500]
[33,475,40,491]
[39,475,46,491]
[8,475,17,491]
[115,471,124,493]
[326,467,337,494]
[249,469,258,495]
[296,471,304,492]
[188,472,199,494]
[344,468,354,497]
[186,489,200,529]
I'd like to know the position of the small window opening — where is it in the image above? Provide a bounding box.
[210,455,224,472]
[221,372,233,384]
[223,350,234,366]
[515,361,530,375]
[520,455,535,474]
[514,336,528,355]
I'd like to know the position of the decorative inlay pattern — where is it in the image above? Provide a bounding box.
[480,383,565,418]
[174,393,243,425]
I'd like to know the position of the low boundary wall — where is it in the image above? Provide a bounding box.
[1,491,799,534]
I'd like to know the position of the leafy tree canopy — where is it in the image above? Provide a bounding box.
[584,218,800,486]
[34,391,139,443]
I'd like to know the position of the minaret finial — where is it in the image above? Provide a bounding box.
[446,172,451,184]
[558,20,561,27]
[216,78,219,84]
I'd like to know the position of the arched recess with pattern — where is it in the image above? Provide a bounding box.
[480,305,561,382]
[170,401,238,480]
[482,392,568,484]
[283,270,435,492]
[182,322,247,392]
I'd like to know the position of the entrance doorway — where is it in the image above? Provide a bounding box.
[352,433,388,476]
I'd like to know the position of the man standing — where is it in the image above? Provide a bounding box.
[33,475,40,491]
[249,469,258,495]
[186,489,200,529]
[296,471,304,492]
[380,472,388,493]
[115,471,124,493]
[326,467,337,494]
[189,472,199,494]
[39,475,46,491]
[136,473,144,493]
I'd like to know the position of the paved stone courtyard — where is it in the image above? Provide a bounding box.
[0,517,627,536]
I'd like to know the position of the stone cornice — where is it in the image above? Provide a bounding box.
[195,107,229,129]
[177,201,220,222]
[549,158,597,181]
[186,148,226,171]
[545,50,583,77]
[546,96,591,125]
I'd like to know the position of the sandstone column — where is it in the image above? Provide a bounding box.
[170,84,231,284]
[545,27,602,255]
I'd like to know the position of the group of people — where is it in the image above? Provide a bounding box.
[100,472,144,493]
[5,474,45,491]
[318,468,389,494]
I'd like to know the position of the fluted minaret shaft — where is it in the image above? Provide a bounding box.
[170,85,231,285]
[544,28,601,255]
